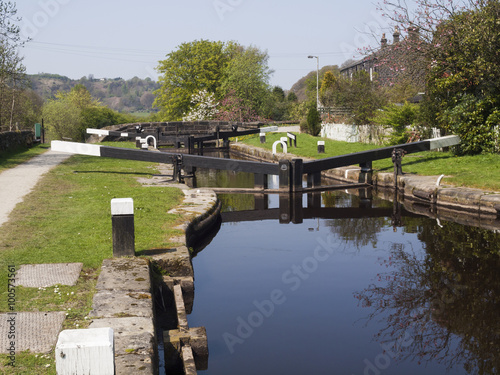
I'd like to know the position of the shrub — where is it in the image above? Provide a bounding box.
[372,102,418,145]
[306,106,322,136]
[440,95,499,155]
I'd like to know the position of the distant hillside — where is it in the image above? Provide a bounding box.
[289,65,340,102]
[28,73,160,113]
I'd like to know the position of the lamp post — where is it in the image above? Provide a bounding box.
[308,55,319,110]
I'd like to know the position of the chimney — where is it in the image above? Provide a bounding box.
[408,26,420,42]
[381,33,387,48]
[393,26,401,43]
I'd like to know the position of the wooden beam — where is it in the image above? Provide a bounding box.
[51,141,280,175]
[303,136,460,174]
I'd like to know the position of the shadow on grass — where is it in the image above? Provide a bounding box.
[73,170,155,176]
[376,154,454,172]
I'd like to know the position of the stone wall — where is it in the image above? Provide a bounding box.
[320,123,393,144]
[0,131,34,153]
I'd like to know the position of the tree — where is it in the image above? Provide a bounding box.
[424,1,500,154]
[220,45,273,117]
[43,86,101,141]
[262,86,292,121]
[140,91,155,109]
[306,104,321,136]
[377,0,482,41]
[43,98,81,141]
[214,89,263,122]
[376,0,500,154]
[287,92,298,102]
[0,1,29,131]
[319,71,340,108]
[154,40,230,120]
[340,71,388,125]
[154,40,273,121]
[182,89,219,121]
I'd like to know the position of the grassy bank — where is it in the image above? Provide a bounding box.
[0,142,184,373]
[0,144,51,173]
[242,133,500,191]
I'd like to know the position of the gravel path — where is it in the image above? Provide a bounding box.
[0,149,70,227]
[275,125,300,133]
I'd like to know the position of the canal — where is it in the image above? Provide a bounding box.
[185,168,500,375]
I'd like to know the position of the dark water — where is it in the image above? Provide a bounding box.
[187,168,500,375]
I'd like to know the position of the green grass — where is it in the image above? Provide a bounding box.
[0,142,184,373]
[243,133,500,191]
[2,352,56,374]
[0,144,51,173]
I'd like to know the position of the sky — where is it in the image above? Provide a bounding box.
[16,0,394,90]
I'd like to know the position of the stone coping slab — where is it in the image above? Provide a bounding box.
[0,312,66,353]
[16,263,83,288]
[90,317,155,374]
[89,290,153,319]
[96,258,151,293]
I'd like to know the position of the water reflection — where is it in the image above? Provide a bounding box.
[188,166,500,374]
[354,220,500,374]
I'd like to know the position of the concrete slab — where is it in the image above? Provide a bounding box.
[96,258,151,293]
[16,263,83,288]
[0,312,66,353]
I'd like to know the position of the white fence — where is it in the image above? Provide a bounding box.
[320,123,393,144]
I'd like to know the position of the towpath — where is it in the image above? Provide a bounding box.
[0,149,70,227]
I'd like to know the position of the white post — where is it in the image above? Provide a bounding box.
[111,198,135,257]
[56,328,114,375]
[317,141,325,154]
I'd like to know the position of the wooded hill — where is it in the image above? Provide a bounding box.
[28,73,160,114]
[289,65,340,102]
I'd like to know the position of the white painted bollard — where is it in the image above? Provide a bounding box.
[111,198,135,257]
[317,141,325,154]
[260,132,266,144]
[56,328,114,375]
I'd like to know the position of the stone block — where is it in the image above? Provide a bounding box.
[182,345,197,375]
[437,187,484,212]
[480,194,500,215]
[151,247,193,277]
[164,327,208,371]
